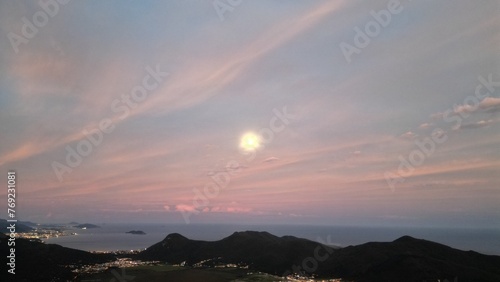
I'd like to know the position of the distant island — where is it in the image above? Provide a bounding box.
[126,230,146,235]
[74,223,100,229]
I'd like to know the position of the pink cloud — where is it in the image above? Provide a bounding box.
[263,157,279,163]
[419,123,432,129]
[226,207,252,213]
[479,97,500,109]
[175,204,197,212]
[207,206,252,214]
[400,131,417,140]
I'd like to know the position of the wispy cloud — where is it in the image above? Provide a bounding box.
[0,1,498,226]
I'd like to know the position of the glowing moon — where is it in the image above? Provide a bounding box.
[240,132,260,151]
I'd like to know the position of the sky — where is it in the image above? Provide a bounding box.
[0,0,499,227]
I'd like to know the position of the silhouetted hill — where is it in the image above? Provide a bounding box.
[0,232,114,282]
[2,230,499,281]
[138,232,500,281]
[322,235,500,281]
[18,220,38,228]
[138,231,337,275]
[0,219,33,233]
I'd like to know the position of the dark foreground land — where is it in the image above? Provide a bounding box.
[78,265,280,282]
[1,231,500,282]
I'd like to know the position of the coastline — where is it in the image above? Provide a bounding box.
[42,224,500,255]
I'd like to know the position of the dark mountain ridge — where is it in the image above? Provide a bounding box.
[138,231,336,275]
[321,235,500,281]
[0,233,114,282]
[0,219,34,233]
[2,230,500,281]
[138,231,500,282]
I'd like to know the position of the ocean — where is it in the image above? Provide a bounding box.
[43,224,500,256]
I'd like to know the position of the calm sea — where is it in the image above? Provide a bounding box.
[43,224,500,256]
